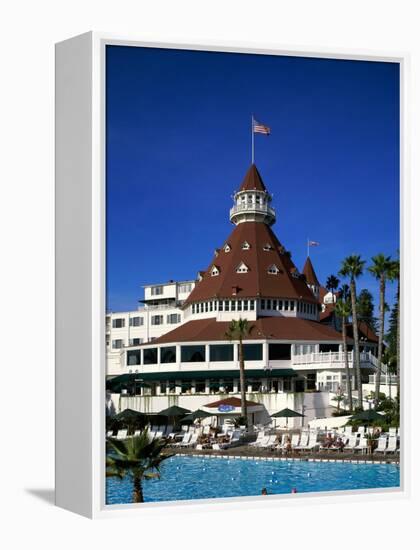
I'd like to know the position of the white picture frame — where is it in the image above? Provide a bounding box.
[55,32,408,518]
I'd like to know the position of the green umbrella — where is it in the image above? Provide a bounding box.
[271,407,305,428]
[114,408,148,434]
[348,409,384,423]
[158,405,191,417]
[181,409,214,423]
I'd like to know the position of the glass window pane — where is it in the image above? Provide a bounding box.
[127,350,141,365]
[269,344,291,360]
[243,344,262,361]
[144,348,157,364]
[210,344,233,362]
[181,345,206,362]
[160,346,176,363]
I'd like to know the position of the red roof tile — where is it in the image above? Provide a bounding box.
[238,164,267,192]
[302,256,320,287]
[205,396,261,408]
[185,222,317,305]
[147,316,342,345]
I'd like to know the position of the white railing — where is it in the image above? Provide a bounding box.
[291,350,381,369]
[368,374,398,385]
[229,204,276,217]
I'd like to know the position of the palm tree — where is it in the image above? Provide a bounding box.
[106,430,172,503]
[338,283,350,301]
[225,318,251,420]
[326,275,340,299]
[335,299,353,411]
[368,254,392,404]
[339,255,365,408]
[387,258,400,396]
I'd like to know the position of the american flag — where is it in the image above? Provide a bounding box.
[253,118,271,135]
[308,240,320,247]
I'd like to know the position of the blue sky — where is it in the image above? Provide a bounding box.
[106,45,399,320]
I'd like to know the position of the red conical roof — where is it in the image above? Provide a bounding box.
[184,222,317,305]
[302,256,320,287]
[238,164,267,192]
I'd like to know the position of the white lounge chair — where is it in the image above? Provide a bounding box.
[344,435,358,452]
[260,434,277,449]
[295,433,310,451]
[175,432,192,447]
[250,431,265,447]
[116,429,128,440]
[290,433,300,450]
[181,433,198,447]
[357,426,366,435]
[374,437,388,454]
[154,431,163,439]
[389,427,397,437]
[106,430,113,438]
[301,434,319,452]
[354,437,368,454]
[384,436,398,454]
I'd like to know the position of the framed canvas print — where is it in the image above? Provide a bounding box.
[55,32,407,518]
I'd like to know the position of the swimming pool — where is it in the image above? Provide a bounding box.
[106,455,400,504]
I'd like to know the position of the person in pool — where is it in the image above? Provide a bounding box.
[261,488,268,495]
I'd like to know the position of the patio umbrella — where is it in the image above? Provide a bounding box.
[181,409,214,423]
[158,405,191,417]
[348,409,384,423]
[114,408,148,433]
[271,408,305,428]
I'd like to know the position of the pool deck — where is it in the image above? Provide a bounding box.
[166,445,399,464]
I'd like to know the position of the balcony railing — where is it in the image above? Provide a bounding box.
[291,350,384,372]
[230,204,276,217]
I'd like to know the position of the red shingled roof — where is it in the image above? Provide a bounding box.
[147,316,342,345]
[238,164,267,192]
[302,256,320,287]
[185,222,317,305]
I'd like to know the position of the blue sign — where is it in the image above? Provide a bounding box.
[218,404,235,412]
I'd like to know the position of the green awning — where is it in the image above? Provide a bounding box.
[107,369,296,391]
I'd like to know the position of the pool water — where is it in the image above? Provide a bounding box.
[106,455,400,504]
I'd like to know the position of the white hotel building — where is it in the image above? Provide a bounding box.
[107,164,380,425]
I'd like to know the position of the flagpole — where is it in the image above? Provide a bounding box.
[251,114,254,164]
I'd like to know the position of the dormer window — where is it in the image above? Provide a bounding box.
[263,243,273,251]
[236,262,249,274]
[211,265,220,277]
[214,248,220,257]
[224,243,231,253]
[242,241,250,250]
[267,264,279,275]
[197,271,204,282]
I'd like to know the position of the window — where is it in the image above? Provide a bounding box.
[112,339,123,349]
[250,300,255,310]
[218,301,223,311]
[160,346,176,363]
[127,350,141,366]
[151,286,164,296]
[269,344,291,360]
[224,300,230,311]
[129,316,143,327]
[179,283,192,293]
[279,300,283,310]
[243,300,248,311]
[236,262,249,273]
[267,299,272,310]
[129,338,142,346]
[205,302,209,312]
[284,300,289,311]
[151,315,163,326]
[319,344,340,353]
[181,345,206,362]
[210,344,233,362]
[192,304,196,314]
[272,299,277,310]
[112,318,125,328]
[211,265,220,276]
[143,348,157,364]
[231,301,236,311]
[195,381,206,393]
[243,344,263,361]
[210,301,213,312]
[242,241,250,250]
[224,243,231,252]
[237,300,242,311]
[167,313,180,324]
[290,301,295,311]
[267,264,279,275]
[261,299,266,310]
[200,303,204,313]
[263,243,273,251]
